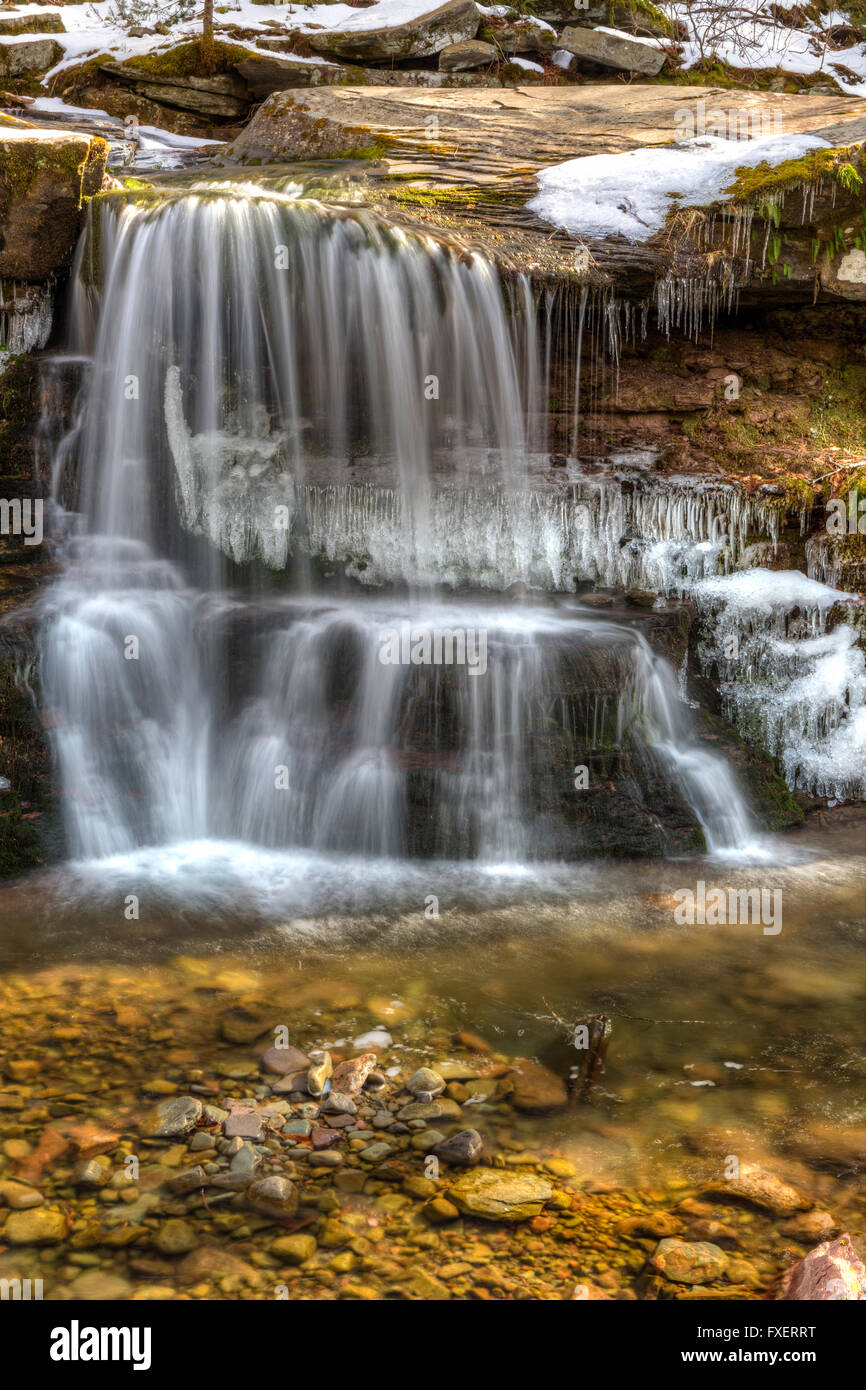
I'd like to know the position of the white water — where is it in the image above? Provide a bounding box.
[34,188,768,875]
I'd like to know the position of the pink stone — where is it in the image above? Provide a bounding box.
[779,1234,866,1300]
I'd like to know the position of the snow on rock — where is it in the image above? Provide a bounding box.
[661,1,866,98]
[527,133,830,242]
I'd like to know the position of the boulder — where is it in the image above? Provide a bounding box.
[0,14,66,36]
[779,1234,866,1300]
[0,130,108,281]
[98,62,248,118]
[439,40,496,72]
[558,25,667,76]
[308,0,480,62]
[490,21,557,56]
[0,38,63,78]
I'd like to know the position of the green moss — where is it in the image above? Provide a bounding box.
[117,39,256,80]
[725,144,866,203]
[808,366,866,456]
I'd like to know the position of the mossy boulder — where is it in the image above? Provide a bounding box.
[0,38,63,79]
[0,130,107,281]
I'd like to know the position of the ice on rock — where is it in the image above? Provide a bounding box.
[696,571,865,799]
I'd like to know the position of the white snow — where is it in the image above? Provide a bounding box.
[528,133,830,242]
[696,567,856,612]
[661,1,866,98]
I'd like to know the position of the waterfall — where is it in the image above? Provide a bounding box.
[38,186,762,873]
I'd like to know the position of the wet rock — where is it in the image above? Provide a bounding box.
[425,1195,460,1223]
[359,1141,392,1163]
[140,1096,202,1139]
[230,1143,260,1175]
[176,1245,258,1286]
[407,1067,446,1097]
[283,1118,312,1137]
[682,1218,741,1249]
[219,1007,271,1044]
[779,1235,866,1301]
[558,25,667,76]
[311,1149,343,1168]
[0,1180,43,1209]
[321,1091,357,1116]
[650,1238,728,1285]
[448,1171,553,1222]
[272,1232,317,1265]
[433,1129,483,1166]
[453,1031,492,1055]
[4,1206,67,1244]
[311,1126,341,1150]
[0,131,108,280]
[507,1058,568,1113]
[308,0,480,62]
[398,1097,462,1123]
[153,1219,198,1256]
[439,39,496,71]
[306,1050,333,1097]
[63,1123,121,1160]
[785,1124,866,1175]
[72,1155,112,1189]
[702,1164,812,1216]
[247,1175,298,1220]
[617,1211,682,1240]
[261,1044,311,1076]
[224,1108,266,1142]
[67,1270,132,1300]
[167,1165,209,1194]
[780,1210,841,1243]
[332,1053,377,1096]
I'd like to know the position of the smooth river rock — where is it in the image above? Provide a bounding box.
[448,1170,553,1221]
[650,1238,729,1285]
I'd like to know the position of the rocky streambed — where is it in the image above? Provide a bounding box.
[0,826,863,1302]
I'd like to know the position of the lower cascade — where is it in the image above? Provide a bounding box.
[37,188,863,872]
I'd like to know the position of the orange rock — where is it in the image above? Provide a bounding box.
[61,1123,121,1159]
[14,1126,69,1184]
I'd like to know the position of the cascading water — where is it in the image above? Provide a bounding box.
[38,184,763,889]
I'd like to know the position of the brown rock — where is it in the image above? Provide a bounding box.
[780,1210,841,1243]
[331,1053,377,1096]
[703,1163,812,1216]
[0,131,108,281]
[260,1044,311,1076]
[506,1058,568,1113]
